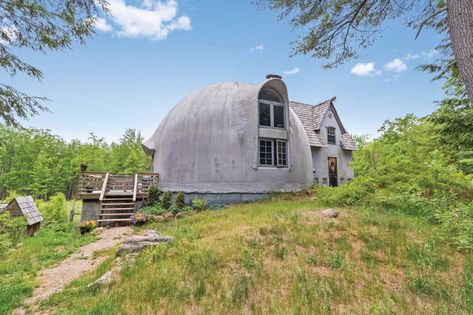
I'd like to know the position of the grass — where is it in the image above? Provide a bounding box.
[0,224,95,314]
[66,200,83,223]
[35,194,473,314]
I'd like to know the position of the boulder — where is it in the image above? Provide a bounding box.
[175,212,183,219]
[116,230,173,256]
[322,209,340,218]
[88,271,114,288]
[163,212,174,220]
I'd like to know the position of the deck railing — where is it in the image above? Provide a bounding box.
[79,172,159,199]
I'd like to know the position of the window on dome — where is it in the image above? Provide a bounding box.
[258,88,286,129]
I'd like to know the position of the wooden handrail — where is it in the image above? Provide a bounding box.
[132,174,138,202]
[99,173,110,201]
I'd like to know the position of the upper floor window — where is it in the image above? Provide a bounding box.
[327,127,336,144]
[259,89,285,129]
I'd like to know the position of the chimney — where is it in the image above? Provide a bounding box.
[266,74,282,80]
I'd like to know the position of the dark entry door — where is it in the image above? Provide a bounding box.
[328,157,338,187]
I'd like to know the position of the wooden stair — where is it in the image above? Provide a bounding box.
[98,195,135,226]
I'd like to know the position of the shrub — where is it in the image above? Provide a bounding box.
[192,197,208,211]
[146,185,160,207]
[174,191,186,209]
[77,220,96,234]
[161,192,172,210]
[140,205,166,215]
[0,212,26,252]
[130,213,148,226]
[37,193,68,230]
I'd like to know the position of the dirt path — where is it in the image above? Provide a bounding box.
[15,226,133,315]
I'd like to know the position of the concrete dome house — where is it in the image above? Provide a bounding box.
[142,75,357,204]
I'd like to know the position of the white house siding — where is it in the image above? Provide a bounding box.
[312,109,354,185]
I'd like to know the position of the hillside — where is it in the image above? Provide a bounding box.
[38,195,472,314]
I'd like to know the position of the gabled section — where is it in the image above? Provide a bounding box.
[290,97,358,151]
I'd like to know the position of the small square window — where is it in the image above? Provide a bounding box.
[340,178,344,184]
[314,178,319,184]
[259,139,273,165]
[322,178,328,185]
[327,127,336,144]
[276,140,287,166]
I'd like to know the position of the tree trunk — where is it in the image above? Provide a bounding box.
[448,0,473,107]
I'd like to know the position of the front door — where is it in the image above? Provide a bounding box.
[328,157,338,187]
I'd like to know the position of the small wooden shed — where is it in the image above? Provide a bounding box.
[0,196,43,236]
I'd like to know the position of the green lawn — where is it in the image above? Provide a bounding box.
[0,224,95,314]
[66,199,83,223]
[39,195,473,314]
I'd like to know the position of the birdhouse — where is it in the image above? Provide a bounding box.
[0,196,43,236]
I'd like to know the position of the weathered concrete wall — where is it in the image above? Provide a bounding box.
[81,200,100,221]
[143,78,313,194]
[312,109,354,185]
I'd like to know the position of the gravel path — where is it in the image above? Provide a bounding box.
[14,226,133,315]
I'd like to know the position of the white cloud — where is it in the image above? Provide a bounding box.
[350,62,377,76]
[103,0,191,40]
[404,53,419,60]
[284,67,300,75]
[422,49,439,59]
[249,44,264,53]
[384,58,407,73]
[94,17,113,32]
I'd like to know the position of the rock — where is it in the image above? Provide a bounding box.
[149,215,164,222]
[175,212,183,219]
[163,212,174,220]
[322,209,340,218]
[88,271,114,288]
[116,230,173,256]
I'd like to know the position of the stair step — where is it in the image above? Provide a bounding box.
[100,213,133,217]
[97,218,131,223]
[101,202,134,206]
[103,198,134,201]
[100,207,134,211]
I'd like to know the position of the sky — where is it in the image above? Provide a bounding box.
[1,0,446,143]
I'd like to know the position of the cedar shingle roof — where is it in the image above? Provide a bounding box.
[290,99,358,151]
[6,196,43,225]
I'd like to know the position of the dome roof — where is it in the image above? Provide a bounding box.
[143,78,313,193]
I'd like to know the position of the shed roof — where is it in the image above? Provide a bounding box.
[6,196,43,225]
[0,203,7,212]
[290,99,358,151]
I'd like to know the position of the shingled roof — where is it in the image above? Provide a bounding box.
[4,196,43,225]
[290,98,358,151]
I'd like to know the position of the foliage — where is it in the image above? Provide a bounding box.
[0,212,26,253]
[161,192,172,210]
[316,112,473,250]
[140,205,166,216]
[36,197,473,314]
[174,191,186,209]
[78,220,97,234]
[0,126,151,200]
[0,0,108,127]
[130,213,148,226]
[192,197,209,211]
[146,185,160,207]
[37,193,68,230]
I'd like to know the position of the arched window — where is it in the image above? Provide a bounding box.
[258,88,285,129]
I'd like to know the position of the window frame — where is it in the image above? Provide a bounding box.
[258,89,286,130]
[327,127,336,145]
[258,138,288,168]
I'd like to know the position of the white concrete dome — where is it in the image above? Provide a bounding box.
[142,78,313,194]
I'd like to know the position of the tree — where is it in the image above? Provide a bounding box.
[0,0,108,127]
[257,0,473,106]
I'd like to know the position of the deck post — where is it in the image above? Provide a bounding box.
[133,174,138,202]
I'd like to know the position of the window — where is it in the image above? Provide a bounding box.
[258,89,285,129]
[276,140,287,166]
[259,140,273,165]
[259,139,288,167]
[322,178,328,185]
[327,127,336,144]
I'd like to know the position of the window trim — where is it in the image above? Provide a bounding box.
[258,138,288,168]
[327,127,336,145]
[258,88,286,130]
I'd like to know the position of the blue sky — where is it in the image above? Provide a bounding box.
[2,0,445,142]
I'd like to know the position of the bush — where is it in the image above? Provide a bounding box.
[161,192,172,210]
[174,191,185,209]
[0,213,26,253]
[192,197,208,211]
[130,213,148,226]
[146,185,160,207]
[37,193,68,227]
[140,205,166,215]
